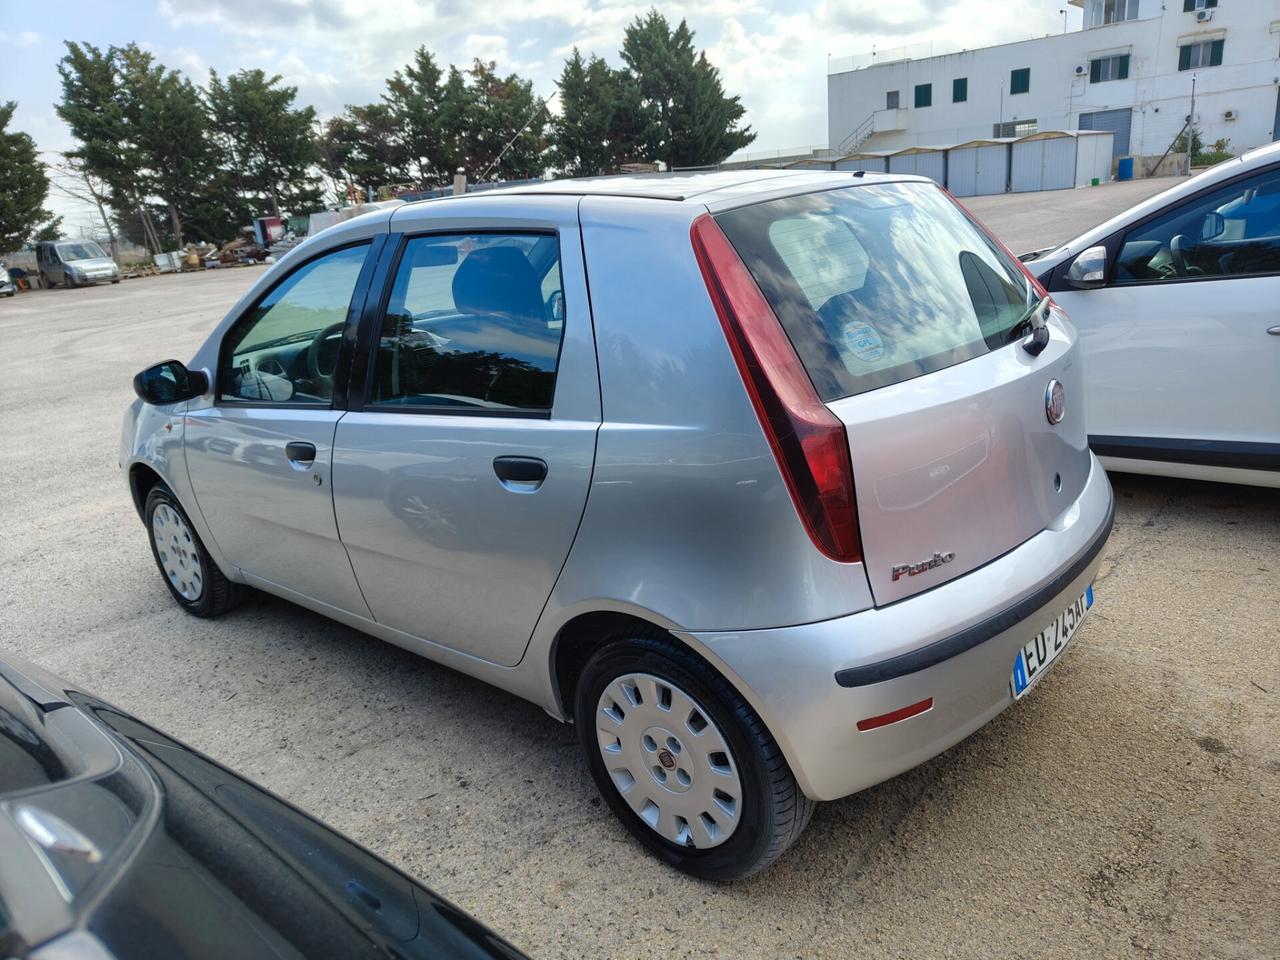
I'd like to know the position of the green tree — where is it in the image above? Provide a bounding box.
[316,105,409,202]
[33,217,64,243]
[464,59,546,181]
[551,49,654,176]
[550,50,616,176]
[0,101,52,250]
[620,11,754,168]
[383,47,447,185]
[56,42,165,251]
[207,68,321,218]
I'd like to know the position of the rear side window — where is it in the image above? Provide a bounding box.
[716,182,1034,400]
[371,233,564,411]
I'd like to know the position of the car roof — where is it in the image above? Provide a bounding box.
[399,169,929,206]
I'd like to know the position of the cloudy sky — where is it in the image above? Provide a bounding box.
[2,0,1082,232]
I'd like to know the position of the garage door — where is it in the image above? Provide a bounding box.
[1079,108,1131,157]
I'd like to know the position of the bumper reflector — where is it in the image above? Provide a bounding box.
[856,697,934,732]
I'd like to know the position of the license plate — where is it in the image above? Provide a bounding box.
[1010,584,1093,700]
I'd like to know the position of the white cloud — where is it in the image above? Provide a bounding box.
[3,29,44,47]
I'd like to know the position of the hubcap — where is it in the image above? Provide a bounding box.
[596,673,743,849]
[151,503,203,602]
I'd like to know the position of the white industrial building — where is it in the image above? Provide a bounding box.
[828,0,1280,170]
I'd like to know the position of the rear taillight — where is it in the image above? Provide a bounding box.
[690,214,862,565]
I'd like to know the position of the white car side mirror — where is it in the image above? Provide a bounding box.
[1066,246,1108,289]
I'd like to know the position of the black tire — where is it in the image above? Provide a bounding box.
[64,272,76,289]
[144,484,240,618]
[575,630,814,881]
[40,272,54,289]
[111,278,120,284]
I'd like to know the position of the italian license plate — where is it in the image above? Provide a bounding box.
[1010,584,1093,700]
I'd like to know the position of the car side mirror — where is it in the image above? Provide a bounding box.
[133,360,208,406]
[1066,245,1108,289]
[1201,211,1225,240]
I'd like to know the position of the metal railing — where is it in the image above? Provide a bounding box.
[838,113,876,156]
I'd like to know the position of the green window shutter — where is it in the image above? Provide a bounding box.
[915,83,932,108]
[1011,68,1030,95]
[1209,40,1224,66]
[1089,60,1102,83]
[1206,0,1217,7]
[1118,54,1130,79]
[1178,45,1192,71]
[1182,0,1194,10]
[952,78,967,102]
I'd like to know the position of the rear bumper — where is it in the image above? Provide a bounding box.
[687,453,1114,801]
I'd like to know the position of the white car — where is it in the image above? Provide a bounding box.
[1030,142,1280,488]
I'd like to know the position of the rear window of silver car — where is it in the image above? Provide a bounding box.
[716,181,1034,401]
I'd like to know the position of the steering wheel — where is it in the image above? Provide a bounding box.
[307,321,347,384]
[1169,234,1192,277]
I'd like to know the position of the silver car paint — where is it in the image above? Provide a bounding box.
[332,196,600,666]
[122,171,1114,802]
[831,308,1089,605]
[689,453,1112,801]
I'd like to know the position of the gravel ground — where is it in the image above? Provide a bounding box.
[2,189,1276,959]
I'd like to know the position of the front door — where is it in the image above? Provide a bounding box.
[185,242,375,615]
[1055,162,1280,461]
[333,220,599,666]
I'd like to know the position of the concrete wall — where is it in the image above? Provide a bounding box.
[829,0,1279,159]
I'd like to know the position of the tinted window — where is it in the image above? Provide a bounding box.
[371,234,564,411]
[716,182,1034,401]
[1115,167,1280,283]
[1010,67,1030,95]
[218,244,368,404]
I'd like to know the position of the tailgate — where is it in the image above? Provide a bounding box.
[828,312,1090,604]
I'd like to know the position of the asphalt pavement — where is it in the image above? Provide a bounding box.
[1,182,1276,959]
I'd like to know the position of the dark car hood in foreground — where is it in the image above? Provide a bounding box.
[0,654,528,960]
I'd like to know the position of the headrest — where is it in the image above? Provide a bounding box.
[451,246,545,325]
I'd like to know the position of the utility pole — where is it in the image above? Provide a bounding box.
[1187,74,1197,174]
[1060,8,1068,33]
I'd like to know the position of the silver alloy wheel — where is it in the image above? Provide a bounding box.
[596,672,743,849]
[151,503,203,602]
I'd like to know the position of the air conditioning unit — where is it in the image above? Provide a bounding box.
[1074,64,1086,75]
[1195,9,1213,21]
[1223,109,1237,120]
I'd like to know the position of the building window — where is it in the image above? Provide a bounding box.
[886,90,900,109]
[1178,39,1224,70]
[914,83,932,108]
[1010,68,1030,95]
[953,77,968,102]
[993,119,1038,138]
[1183,0,1218,11]
[1084,0,1139,28]
[1089,54,1131,82]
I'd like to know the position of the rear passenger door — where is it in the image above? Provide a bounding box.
[333,200,599,666]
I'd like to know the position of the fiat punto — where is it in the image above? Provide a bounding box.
[122,171,1114,879]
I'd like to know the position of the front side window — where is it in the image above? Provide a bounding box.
[1179,39,1224,70]
[1090,54,1130,82]
[1114,166,1280,283]
[914,83,932,108]
[994,119,1038,138]
[1183,0,1218,11]
[953,78,968,103]
[716,182,1035,400]
[886,90,900,110]
[218,244,369,404]
[371,233,565,412]
[1010,68,1030,95]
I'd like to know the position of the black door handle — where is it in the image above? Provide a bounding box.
[285,441,317,464]
[493,456,547,485]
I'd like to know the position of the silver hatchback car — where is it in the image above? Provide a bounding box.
[122,171,1114,880]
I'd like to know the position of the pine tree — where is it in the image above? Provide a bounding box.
[620,11,754,168]
[0,102,52,251]
[551,50,618,177]
[207,69,321,219]
[383,47,446,185]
